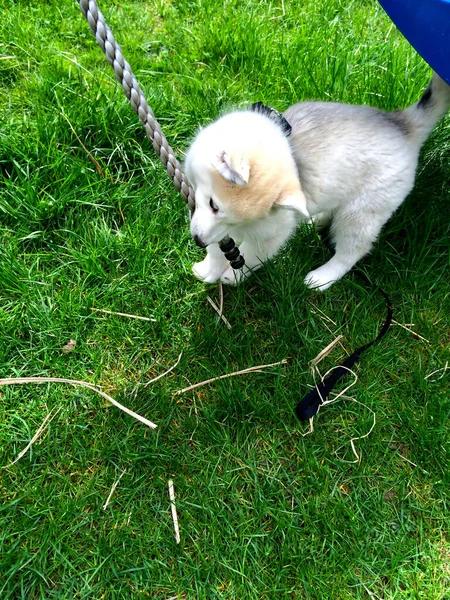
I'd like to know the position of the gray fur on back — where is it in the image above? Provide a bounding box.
[283,101,417,213]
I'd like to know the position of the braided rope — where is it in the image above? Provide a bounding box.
[78,0,245,270]
[79,0,195,209]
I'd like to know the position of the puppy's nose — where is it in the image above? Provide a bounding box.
[193,235,207,248]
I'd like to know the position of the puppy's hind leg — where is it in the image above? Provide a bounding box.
[304,203,390,291]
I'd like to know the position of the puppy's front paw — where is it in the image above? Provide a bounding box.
[220,265,247,285]
[192,259,228,283]
[304,267,337,291]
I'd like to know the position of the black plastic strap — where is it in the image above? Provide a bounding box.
[295,277,393,421]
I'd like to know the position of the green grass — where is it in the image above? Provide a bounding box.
[1,0,449,598]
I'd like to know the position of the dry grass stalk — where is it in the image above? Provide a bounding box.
[310,335,344,366]
[91,307,156,322]
[344,401,376,464]
[310,364,359,410]
[175,359,288,395]
[218,282,224,317]
[0,377,157,429]
[60,109,113,181]
[392,319,430,343]
[307,363,377,463]
[425,361,448,381]
[173,289,208,304]
[206,296,231,330]
[168,479,181,544]
[310,308,347,353]
[270,0,285,19]
[103,469,127,510]
[299,417,315,437]
[395,452,429,474]
[310,304,337,326]
[362,584,385,600]
[3,406,61,469]
[141,352,183,388]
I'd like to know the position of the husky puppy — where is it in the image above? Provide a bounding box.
[185,74,450,290]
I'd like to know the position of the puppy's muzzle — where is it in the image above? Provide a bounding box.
[193,234,207,248]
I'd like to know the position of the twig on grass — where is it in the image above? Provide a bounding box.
[103,469,127,510]
[2,406,61,469]
[0,377,157,429]
[140,352,183,388]
[91,307,156,322]
[392,319,430,343]
[301,363,358,425]
[314,364,359,409]
[206,296,232,330]
[384,21,394,43]
[168,479,181,544]
[310,335,344,366]
[425,361,448,381]
[362,583,385,600]
[309,304,337,326]
[175,359,288,395]
[310,308,347,353]
[396,452,429,475]
[269,0,285,19]
[299,336,346,437]
[206,281,230,328]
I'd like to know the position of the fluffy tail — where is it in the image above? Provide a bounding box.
[405,72,450,145]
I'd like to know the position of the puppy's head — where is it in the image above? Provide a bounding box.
[185,109,308,247]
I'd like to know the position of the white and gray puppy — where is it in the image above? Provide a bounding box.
[185,74,450,290]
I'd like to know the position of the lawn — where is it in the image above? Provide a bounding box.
[0,0,449,598]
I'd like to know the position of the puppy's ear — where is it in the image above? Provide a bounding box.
[275,191,309,218]
[212,151,250,186]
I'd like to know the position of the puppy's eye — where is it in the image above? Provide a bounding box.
[209,198,219,214]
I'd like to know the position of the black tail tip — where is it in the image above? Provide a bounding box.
[417,84,432,109]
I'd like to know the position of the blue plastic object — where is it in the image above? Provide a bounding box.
[378,0,450,84]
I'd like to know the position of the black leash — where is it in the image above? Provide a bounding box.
[295,252,393,421]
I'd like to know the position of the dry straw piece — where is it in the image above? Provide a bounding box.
[2,407,62,469]
[168,479,181,544]
[392,319,430,343]
[176,359,288,395]
[0,377,157,429]
[206,296,232,330]
[310,335,344,366]
[140,352,183,388]
[91,307,156,322]
[103,469,127,510]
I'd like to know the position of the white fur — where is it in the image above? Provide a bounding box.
[185,74,450,290]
